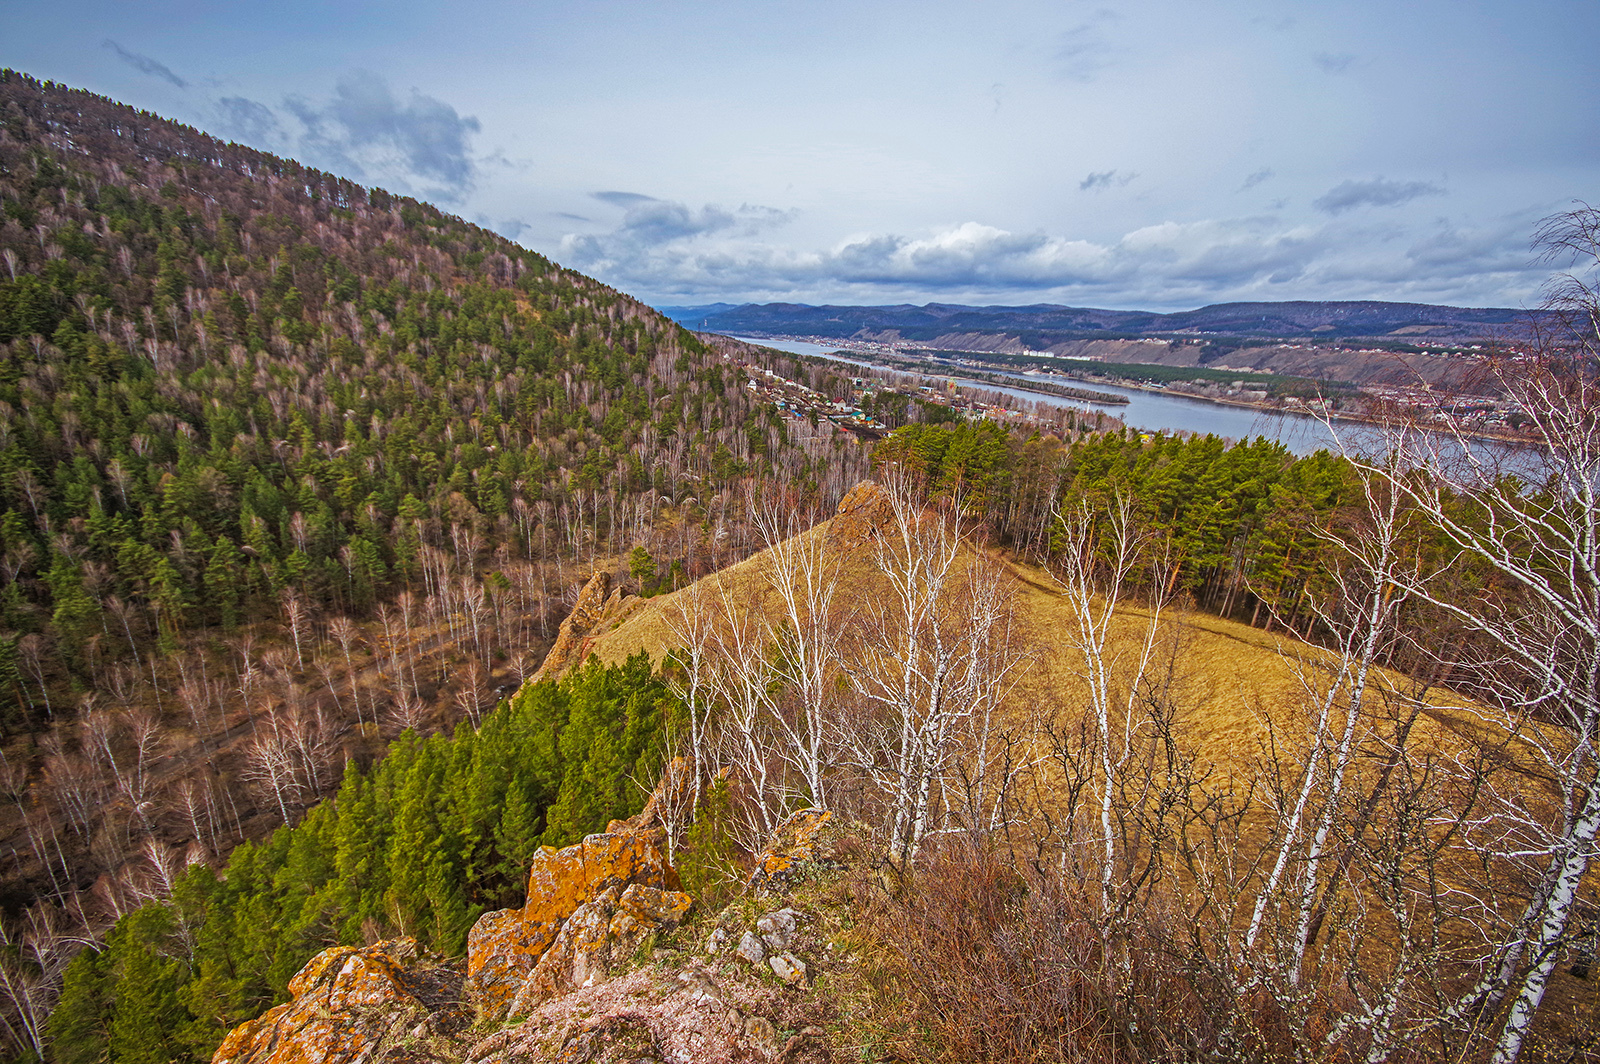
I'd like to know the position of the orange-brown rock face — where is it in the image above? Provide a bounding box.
[829,480,893,550]
[463,907,560,1022]
[515,882,693,1012]
[531,570,618,681]
[465,827,685,1020]
[210,939,465,1064]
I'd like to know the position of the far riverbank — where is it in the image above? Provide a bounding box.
[734,334,1535,457]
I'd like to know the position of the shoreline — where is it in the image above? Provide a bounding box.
[743,335,1538,451]
[1062,374,1537,449]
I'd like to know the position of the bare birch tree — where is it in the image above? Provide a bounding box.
[1047,491,1171,909]
[1357,205,1600,1063]
[754,497,844,809]
[1245,471,1416,965]
[842,476,1024,865]
[664,578,720,817]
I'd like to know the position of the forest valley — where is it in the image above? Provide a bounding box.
[1,69,1599,1064]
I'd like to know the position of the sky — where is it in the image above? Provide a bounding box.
[5,0,1598,311]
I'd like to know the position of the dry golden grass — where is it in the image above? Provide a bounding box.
[572,510,1492,785]
[554,505,1600,1059]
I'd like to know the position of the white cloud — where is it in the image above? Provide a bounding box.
[284,71,482,199]
[214,97,283,145]
[555,199,1550,309]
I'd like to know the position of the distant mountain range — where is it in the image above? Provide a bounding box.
[655,300,1538,344]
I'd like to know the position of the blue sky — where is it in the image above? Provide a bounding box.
[6,0,1597,309]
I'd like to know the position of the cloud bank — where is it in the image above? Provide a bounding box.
[283,71,481,198]
[201,73,484,202]
[557,196,1546,309]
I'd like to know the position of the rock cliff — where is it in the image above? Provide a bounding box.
[467,826,688,1021]
[827,482,893,551]
[211,938,467,1064]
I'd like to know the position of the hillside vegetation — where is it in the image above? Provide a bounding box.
[1,69,1599,1064]
[0,67,883,1055]
[45,655,669,1062]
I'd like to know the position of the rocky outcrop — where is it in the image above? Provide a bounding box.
[466,965,817,1064]
[828,481,893,550]
[532,571,644,681]
[211,938,465,1064]
[466,826,689,1020]
[212,792,848,1064]
[512,882,693,1009]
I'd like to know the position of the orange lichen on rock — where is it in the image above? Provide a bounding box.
[749,809,834,891]
[516,882,693,1011]
[465,826,683,1020]
[526,826,681,913]
[210,938,465,1064]
[464,906,560,1020]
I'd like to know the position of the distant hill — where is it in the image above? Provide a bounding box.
[654,302,742,324]
[658,299,1539,344]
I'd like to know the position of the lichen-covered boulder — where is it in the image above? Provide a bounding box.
[749,809,834,892]
[525,826,680,915]
[210,938,464,1064]
[609,881,694,943]
[464,906,560,1022]
[464,827,682,1019]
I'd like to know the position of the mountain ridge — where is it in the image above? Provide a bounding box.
[658,298,1538,343]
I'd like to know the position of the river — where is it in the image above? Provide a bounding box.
[734,336,1356,456]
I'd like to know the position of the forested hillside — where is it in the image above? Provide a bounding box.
[872,422,1350,626]
[0,68,878,1056]
[46,654,669,1063]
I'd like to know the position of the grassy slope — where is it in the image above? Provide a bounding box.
[548,497,1600,1055]
[566,503,1487,781]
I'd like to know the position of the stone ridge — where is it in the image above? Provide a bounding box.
[531,570,613,682]
[749,810,835,893]
[531,572,647,682]
[208,773,858,1064]
[827,481,893,551]
[213,773,693,1064]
